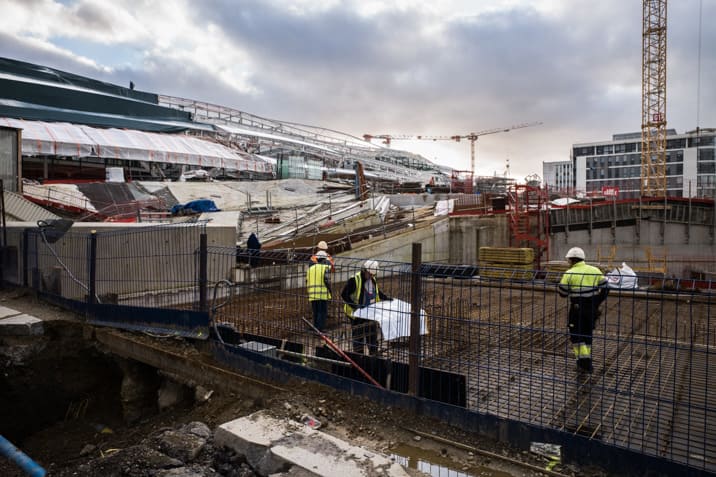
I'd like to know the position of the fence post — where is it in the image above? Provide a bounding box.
[199,233,208,312]
[22,228,29,287]
[88,230,97,305]
[409,242,422,396]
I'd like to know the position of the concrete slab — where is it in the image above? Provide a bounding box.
[215,411,292,475]
[0,314,44,336]
[215,411,407,477]
[0,306,22,319]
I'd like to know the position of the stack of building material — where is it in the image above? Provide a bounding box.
[479,247,534,280]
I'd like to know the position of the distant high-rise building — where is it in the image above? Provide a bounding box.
[570,129,716,199]
[542,160,573,194]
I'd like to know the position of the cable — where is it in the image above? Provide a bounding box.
[36,221,102,304]
[210,279,235,345]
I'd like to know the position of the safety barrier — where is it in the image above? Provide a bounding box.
[11,222,716,475]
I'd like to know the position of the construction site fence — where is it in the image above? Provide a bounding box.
[219,247,716,475]
[21,222,208,310]
[3,223,715,474]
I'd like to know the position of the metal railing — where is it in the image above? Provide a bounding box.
[14,223,716,474]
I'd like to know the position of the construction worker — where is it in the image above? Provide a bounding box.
[558,247,608,376]
[310,240,335,270]
[306,251,332,332]
[341,259,392,354]
[247,232,261,268]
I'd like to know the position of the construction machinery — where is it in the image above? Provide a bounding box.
[364,121,542,188]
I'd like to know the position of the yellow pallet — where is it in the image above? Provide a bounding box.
[480,261,535,280]
[480,268,535,280]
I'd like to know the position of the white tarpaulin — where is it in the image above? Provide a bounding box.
[0,118,273,172]
[606,262,639,289]
[434,199,454,216]
[352,298,427,341]
[551,197,580,206]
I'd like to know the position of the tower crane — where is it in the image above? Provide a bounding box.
[363,121,542,178]
[641,0,668,197]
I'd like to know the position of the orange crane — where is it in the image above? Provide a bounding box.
[641,0,668,197]
[363,121,542,180]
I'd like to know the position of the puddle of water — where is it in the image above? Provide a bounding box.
[390,443,514,477]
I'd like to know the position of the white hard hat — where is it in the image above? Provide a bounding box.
[316,250,328,258]
[317,240,328,250]
[363,259,379,275]
[565,247,586,260]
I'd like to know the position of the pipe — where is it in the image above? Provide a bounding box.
[0,435,46,477]
[301,317,383,388]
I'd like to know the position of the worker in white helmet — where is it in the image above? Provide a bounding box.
[310,240,335,271]
[341,259,392,354]
[558,247,609,378]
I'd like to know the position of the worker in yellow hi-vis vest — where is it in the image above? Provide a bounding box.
[306,251,332,332]
[558,247,609,376]
[341,259,392,354]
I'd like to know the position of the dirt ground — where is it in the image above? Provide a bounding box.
[0,288,607,477]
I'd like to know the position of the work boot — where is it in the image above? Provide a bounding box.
[577,358,593,374]
[577,370,592,388]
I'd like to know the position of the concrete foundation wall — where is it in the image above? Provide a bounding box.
[448,215,512,265]
[550,221,716,276]
[337,217,450,265]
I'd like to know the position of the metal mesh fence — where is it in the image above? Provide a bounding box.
[15,223,716,473]
[216,248,716,473]
[27,223,206,309]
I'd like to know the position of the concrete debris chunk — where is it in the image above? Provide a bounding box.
[0,306,22,319]
[215,410,408,477]
[0,314,44,336]
[156,429,207,463]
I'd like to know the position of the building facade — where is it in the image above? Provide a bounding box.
[570,129,716,199]
[542,160,574,194]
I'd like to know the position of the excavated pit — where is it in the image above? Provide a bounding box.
[0,320,208,476]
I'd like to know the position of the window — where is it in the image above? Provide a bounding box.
[666,138,686,149]
[698,148,715,162]
[596,145,614,155]
[698,162,715,174]
[667,163,683,175]
[625,143,637,153]
[574,146,595,156]
[689,136,715,147]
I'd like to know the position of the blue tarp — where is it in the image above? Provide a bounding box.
[171,199,221,215]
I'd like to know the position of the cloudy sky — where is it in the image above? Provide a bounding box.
[1,0,713,180]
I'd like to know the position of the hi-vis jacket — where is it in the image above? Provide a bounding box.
[306,262,331,301]
[558,261,608,299]
[341,271,387,318]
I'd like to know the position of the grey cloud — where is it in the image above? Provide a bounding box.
[0,0,713,176]
[68,2,115,33]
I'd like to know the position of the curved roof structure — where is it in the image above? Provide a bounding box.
[1,118,272,172]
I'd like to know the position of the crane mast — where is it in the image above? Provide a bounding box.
[641,0,668,197]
